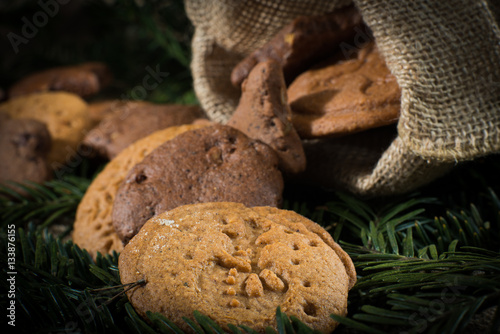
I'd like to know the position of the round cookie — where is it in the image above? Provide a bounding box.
[83,100,206,159]
[0,92,92,166]
[0,114,52,190]
[72,123,208,258]
[118,202,357,332]
[112,124,284,243]
[287,42,401,138]
[8,62,112,98]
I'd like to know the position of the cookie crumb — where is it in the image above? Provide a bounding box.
[226,287,236,296]
[158,219,178,228]
[226,276,236,285]
[259,269,285,292]
[229,299,240,307]
[245,273,264,297]
[228,268,238,276]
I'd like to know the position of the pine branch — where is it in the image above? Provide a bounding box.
[0,176,90,229]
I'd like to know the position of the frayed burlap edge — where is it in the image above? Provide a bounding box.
[355,0,500,162]
[190,28,241,124]
[185,0,498,196]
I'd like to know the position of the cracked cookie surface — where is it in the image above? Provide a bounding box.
[118,202,356,332]
[112,124,283,244]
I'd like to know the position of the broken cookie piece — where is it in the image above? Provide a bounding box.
[228,60,306,175]
[231,5,364,86]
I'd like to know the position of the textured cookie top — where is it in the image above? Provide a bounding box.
[119,202,356,333]
[72,123,207,258]
[288,42,400,138]
[112,124,284,243]
[0,92,91,165]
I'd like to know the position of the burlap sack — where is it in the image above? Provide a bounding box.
[185,0,500,197]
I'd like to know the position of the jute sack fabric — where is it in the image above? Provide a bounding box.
[185,0,500,197]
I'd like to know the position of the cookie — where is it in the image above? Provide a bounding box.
[112,124,284,243]
[0,114,52,190]
[287,42,401,138]
[9,62,112,98]
[119,202,356,332]
[72,123,208,258]
[0,92,92,166]
[231,5,364,86]
[228,60,306,175]
[83,101,206,159]
[87,100,122,126]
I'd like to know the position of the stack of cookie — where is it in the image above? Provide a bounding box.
[71,7,377,332]
[0,62,208,191]
[2,7,372,332]
[68,33,358,329]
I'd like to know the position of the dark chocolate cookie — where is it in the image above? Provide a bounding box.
[112,124,284,243]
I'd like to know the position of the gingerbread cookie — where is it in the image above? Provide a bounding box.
[228,60,306,175]
[9,62,112,98]
[83,101,206,159]
[231,5,364,86]
[112,124,284,243]
[287,42,401,138]
[119,202,356,332]
[0,114,52,190]
[0,92,92,166]
[72,123,207,258]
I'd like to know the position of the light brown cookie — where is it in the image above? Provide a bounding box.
[83,101,206,159]
[8,62,112,98]
[112,124,284,244]
[0,114,52,190]
[119,202,356,332]
[287,42,401,138]
[231,5,364,86]
[0,92,92,166]
[228,60,306,175]
[72,123,208,258]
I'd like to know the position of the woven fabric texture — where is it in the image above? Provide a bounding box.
[356,0,500,161]
[184,0,500,196]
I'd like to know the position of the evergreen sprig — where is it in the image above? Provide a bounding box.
[0,176,90,230]
[1,1,500,333]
